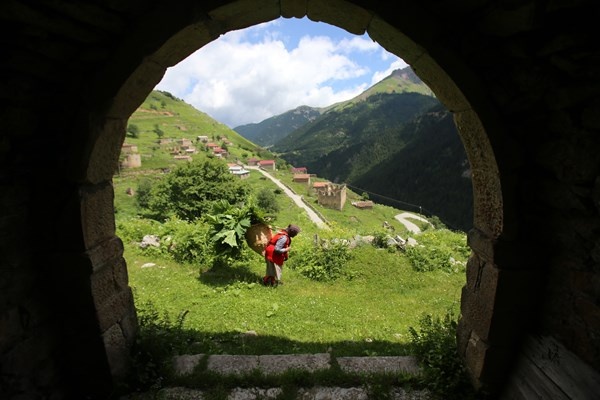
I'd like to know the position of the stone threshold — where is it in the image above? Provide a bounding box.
[172,353,421,377]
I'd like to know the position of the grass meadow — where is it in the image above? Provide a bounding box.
[113,91,473,397]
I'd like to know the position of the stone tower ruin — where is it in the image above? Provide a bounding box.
[317,183,347,211]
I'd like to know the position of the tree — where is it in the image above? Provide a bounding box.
[256,188,280,213]
[153,124,164,139]
[143,158,250,222]
[126,123,140,138]
[136,178,153,209]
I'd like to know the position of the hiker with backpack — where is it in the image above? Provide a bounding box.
[263,224,301,286]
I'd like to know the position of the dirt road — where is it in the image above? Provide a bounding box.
[394,212,431,233]
[247,167,329,229]
[247,167,429,233]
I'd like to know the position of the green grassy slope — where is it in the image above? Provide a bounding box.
[123,90,263,170]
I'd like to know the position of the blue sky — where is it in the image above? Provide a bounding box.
[155,17,407,128]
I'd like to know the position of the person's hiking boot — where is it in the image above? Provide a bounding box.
[263,276,275,286]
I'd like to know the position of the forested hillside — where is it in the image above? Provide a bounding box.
[273,92,439,176]
[274,96,473,231]
[256,67,473,231]
[233,105,322,147]
[351,105,473,231]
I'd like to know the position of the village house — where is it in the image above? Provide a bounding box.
[258,159,276,170]
[291,167,307,174]
[120,143,141,169]
[352,200,374,210]
[196,135,209,142]
[121,143,138,154]
[173,155,192,162]
[312,181,329,193]
[293,173,311,184]
[177,138,193,147]
[228,163,250,179]
[158,138,173,145]
[247,157,259,166]
[213,147,227,158]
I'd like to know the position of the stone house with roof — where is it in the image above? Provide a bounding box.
[293,173,311,184]
[352,200,374,210]
[258,159,276,170]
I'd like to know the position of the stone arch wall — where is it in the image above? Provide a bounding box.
[1,1,598,398]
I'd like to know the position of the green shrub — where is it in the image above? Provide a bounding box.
[408,310,476,399]
[117,217,212,265]
[136,178,153,209]
[404,229,468,272]
[405,245,452,272]
[143,158,250,222]
[371,231,391,249]
[288,239,353,281]
[117,218,161,244]
[126,123,140,138]
[125,301,199,392]
[256,187,280,213]
[161,218,212,264]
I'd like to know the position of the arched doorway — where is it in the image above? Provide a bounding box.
[83,1,506,393]
[8,1,599,399]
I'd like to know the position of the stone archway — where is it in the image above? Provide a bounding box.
[88,0,508,392]
[2,1,599,399]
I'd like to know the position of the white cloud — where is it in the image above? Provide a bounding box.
[155,21,405,128]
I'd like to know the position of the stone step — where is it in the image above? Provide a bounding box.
[154,385,433,399]
[172,353,422,377]
[124,354,430,399]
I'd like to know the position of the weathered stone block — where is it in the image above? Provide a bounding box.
[86,236,124,272]
[207,354,259,376]
[80,182,116,248]
[307,0,370,35]
[258,353,331,375]
[85,118,127,183]
[102,323,129,378]
[91,258,128,309]
[172,354,205,376]
[281,0,306,18]
[95,287,135,332]
[150,22,216,68]
[209,0,280,32]
[337,356,420,375]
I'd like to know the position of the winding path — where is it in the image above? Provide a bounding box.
[247,167,431,233]
[246,166,329,229]
[394,212,432,234]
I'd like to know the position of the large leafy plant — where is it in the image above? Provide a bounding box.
[205,199,265,258]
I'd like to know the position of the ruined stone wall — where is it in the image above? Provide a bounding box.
[121,153,142,169]
[317,183,347,211]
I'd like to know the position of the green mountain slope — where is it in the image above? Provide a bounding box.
[123,90,266,170]
[273,92,439,173]
[325,67,433,112]
[234,66,432,148]
[233,105,323,147]
[262,69,472,231]
[350,105,473,231]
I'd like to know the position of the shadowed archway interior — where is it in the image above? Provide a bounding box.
[1,1,598,399]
